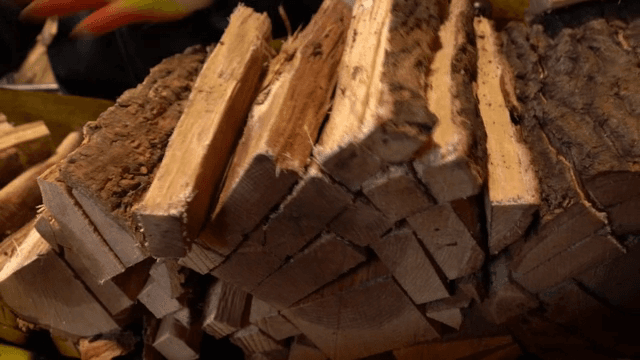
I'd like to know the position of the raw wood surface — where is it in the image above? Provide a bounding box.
[78,338,133,360]
[425,308,463,330]
[413,0,486,203]
[475,16,539,255]
[252,233,365,310]
[393,335,518,360]
[0,121,52,183]
[370,225,450,304]
[407,203,484,280]
[178,242,224,275]
[0,131,81,239]
[201,0,351,257]
[481,280,539,325]
[135,6,272,258]
[288,335,327,360]
[328,197,392,247]
[137,263,184,319]
[283,261,440,360]
[153,312,200,360]
[314,0,447,191]
[0,223,119,337]
[202,280,251,339]
[230,324,285,355]
[249,298,300,341]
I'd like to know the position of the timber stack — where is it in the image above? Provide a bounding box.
[1,0,640,358]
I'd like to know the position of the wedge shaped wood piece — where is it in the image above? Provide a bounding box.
[202,280,251,339]
[230,325,285,355]
[135,5,272,258]
[249,298,300,341]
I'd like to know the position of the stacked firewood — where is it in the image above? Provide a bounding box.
[1,0,640,358]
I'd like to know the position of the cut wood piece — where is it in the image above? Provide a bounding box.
[475,16,539,255]
[0,113,10,132]
[314,0,448,192]
[393,335,518,360]
[178,242,225,275]
[59,47,208,264]
[0,121,53,180]
[283,260,440,360]
[135,6,272,258]
[455,274,485,303]
[0,131,82,239]
[413,0,486,203]
[252,233,366,310]
[202,280,251,339]
[0,223,119,337]
[261,163,352,260]
[481,280,539,325]
[249,298,300,341]
[201,0,351,257]
[38,165,125,282]
[51,334,81,358]
[328,197,392,247]
[250,349,289,360]
[370,225,450,304]
[288,335,327,360]
[407,204,485,280]
[148,260,184,300]
[153,312,200,360]
[528,0,595,15]
[230,325,285,355]
[137,263,184,319]
[423,291,473,313]
[362,166,434,222]
[79,338,133,360]
[425,308,463,330]
[513,233,625,293]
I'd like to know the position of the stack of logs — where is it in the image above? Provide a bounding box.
[1,0,640,358]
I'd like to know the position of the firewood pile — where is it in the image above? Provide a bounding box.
[1,0,640,358]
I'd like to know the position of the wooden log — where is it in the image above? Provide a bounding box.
[252,233,366,310]
[370,225,450,304]
[202,279,251,339]
[475,16,539,255]
[0,222,119,337]
[393,335,519,360]
[313,0,447,192]
[135,6,272,258]
[288,335,327,360]
[282,260,440,360]
[0,131,81,239]
[58,46,207,266]
[39,165,125,282]
[201,0,351,257]
[230,325,285,355]
[249,298,300,341]
[0,120,53,187]
[153,311,200,360]
[178,242,225,275]
[328,197,392,247]
[407,203,484,280]
[412,0,486,203]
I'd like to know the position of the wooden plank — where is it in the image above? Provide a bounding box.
[0,223,119,337]
[0,131,81,239]
[201,0,351,257]
[425,308,463,330]
[413,0,486,203]
[393,336,517,360]
[283,260,440,360]
[288,335,327,360]
[370,225,450,304]
[475,16,539,255]
[252,233,366,310]
[153,311,200,360]
[407,204,484,280]
[314,0,447,192]
[328,197,392,247]
[38,165,125,282]
[230,325,285,355]
[202,280,251,339]
[362,166,434,223]
[249,298,300,341]
[135,6,272,258]
[178,242,225,275]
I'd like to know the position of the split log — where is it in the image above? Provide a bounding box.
[370,225,450,304]
[412,0,487,203]
[0,131,80,238]
[201,0,351,257]
[475,16,539,255]
[137,262,185,319]
[58,46,208,267]
[0,120,52,187]
[178,243,225,275]
[313,0,447,191]
[202,279,251,339]
[249,298,300,341]
[78,337,134,360]
[327,197,392,247]
[135,5,272,258]
[282,260,440,360]
[252,233,365,310]
[288,335,327,360]
[230,324,285,355]
[393,336,520,360]
[0,222,119,337]
[153,311,200,360]
[407,203,484,280]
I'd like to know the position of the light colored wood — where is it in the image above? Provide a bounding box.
[370,225,450,304]
[314,0,447,191]
[0,113,11,133]
[153,312,200,360]
[137,262,184,319]
[288,335,327,360]
[135,5,273,258]
[283,260,440,360]
[475,16,539,255]
[407,203,485,280]
[230,324,285,355]
[362,166,434,222]
[413,0,486,203]
[148,260,184,300]
[0,131,81,239]
[426,308,463,330]
[202,279,251,339]
[328,197,392,247]
[201,0,351,257]
[0,223,119,337]
[38,164,125,282]
[249,298,300,341]
[78,338,132,360]
[0,120,52,169]
[528,0,596,15]
[252,233,366,310]
[393,336,518,360]
[178,242,224,275]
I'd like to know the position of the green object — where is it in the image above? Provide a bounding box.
[0,343,33,360]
